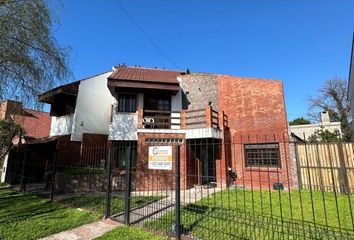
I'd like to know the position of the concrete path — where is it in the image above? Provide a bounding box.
[114,186,222,225]
[40,219,121,240]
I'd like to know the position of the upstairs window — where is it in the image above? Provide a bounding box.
[117,94,136,113]
[244,143,280,167]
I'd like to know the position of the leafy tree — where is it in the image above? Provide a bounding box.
[289,117,311,125]
[308,78,351,140]
[0,119,21,162]
[308,126,341,143]
[0,0,70,107]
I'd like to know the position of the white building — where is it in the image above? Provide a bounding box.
[289,112,342,141]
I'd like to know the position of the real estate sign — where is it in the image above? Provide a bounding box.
[148,146,172,170]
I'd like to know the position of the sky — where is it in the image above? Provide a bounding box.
[50,0,354,121]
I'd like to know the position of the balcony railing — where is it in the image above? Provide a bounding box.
[185,106,219,129]
[137,106,227,130]
[142,110,181,129]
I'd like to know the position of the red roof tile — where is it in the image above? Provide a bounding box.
[108,66,183,84]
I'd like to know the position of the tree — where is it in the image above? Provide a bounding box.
[0,119,21,163]
[308,77,351,140]
[289,117,311,125]
[0,0,70,108]
[307,126,341,143]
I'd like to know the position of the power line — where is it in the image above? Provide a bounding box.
[111,0,179,69]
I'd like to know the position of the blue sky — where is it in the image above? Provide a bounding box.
[51,0,354,121]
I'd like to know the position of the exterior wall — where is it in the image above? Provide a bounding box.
[50,114,74,136]
[0,100,51,139]
[109,111,138,141]
[218,75,291,189]
[290,122,342,140]
[135,133,188,190]
[179,74,218,110]
[18,110,51,138]
[71,71,113,141]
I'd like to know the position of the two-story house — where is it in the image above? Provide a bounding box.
[39,65,291,190]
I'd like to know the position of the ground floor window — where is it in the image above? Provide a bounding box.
[112,141,137,169]
[244,143,280,167]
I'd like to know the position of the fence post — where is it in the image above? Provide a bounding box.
[124,145,132,225]
[337,141,349,194]
[104,147,112,219]
[20,145,27,191]
[50,145,58,201]
[175,143,181,240]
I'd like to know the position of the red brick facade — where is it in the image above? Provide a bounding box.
[0,100,51,139]
[218,75,292,189]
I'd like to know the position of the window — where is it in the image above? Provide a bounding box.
[115,145,136,168]
[117,94,136,112]
[244,143,280,167]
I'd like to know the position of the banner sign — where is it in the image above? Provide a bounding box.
[148,146,173,170]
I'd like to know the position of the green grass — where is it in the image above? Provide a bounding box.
[0,188,99,240]
[94,226,169,240]
[146,189,354,239]
[59,194,163,216]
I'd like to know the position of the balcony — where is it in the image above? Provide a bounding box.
[137,106,227,134]
[50,113,74,136]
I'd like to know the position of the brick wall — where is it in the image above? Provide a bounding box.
[135,132,189,190]
[16,109,51,138]
[180,73,219,110]
[218,75,293,189]
[0,100,51,139]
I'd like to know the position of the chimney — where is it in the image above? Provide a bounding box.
[320,111,330,123]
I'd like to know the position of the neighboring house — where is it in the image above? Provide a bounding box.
[0,100,51,182]
[39,65,291,190]
[289,111,342,141]
[348,32,354,139]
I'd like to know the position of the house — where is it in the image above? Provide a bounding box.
[348,32,354,139]
[0,100,51,182]
[38,71,114,166]
[289,111,342,141]
[39,65,292,190]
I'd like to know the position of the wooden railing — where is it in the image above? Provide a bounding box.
[137,106,226,130]
[185,106,220,129]
[142,109,181,129]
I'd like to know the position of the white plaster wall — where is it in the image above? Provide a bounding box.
[171,90,182,111]
[71,71,114,141]
[50,113,74,136]
[0,153,9,182]
[290,122,342,140]
[108,101,138,141]
[185,127,222,139]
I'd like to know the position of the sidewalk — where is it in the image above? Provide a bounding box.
[40,219,121,240]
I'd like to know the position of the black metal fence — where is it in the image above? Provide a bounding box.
[2,135,354,239]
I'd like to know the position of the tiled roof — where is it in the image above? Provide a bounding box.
[108,66,183,84]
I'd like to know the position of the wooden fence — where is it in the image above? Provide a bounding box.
[295,142,354,193]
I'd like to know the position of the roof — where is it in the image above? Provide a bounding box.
[108,66,183,84]
[38,81,80,103]
[38,70,112,103]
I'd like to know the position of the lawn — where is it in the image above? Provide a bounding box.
[146,189,354,240]
[59,194,163,216]
[95,226,168,240]
[0,188,163,240]
[0,188,99,240]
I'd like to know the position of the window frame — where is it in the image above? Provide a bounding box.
[244,143,281,168]
[117,94,137,113]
